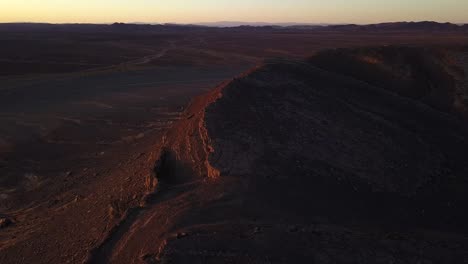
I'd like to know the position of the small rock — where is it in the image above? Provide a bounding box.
[74,195,82,202]
[0,217,12,229]
[288,225,299,233]
[177,232,189,239]
[253,227,262,234]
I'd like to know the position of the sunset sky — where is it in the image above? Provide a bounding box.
[1,0,467,24]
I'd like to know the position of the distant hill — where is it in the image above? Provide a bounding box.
[327,21,465,31]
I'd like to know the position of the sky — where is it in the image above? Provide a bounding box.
[0,0,467,24]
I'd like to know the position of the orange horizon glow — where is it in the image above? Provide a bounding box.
[0,0,467,24]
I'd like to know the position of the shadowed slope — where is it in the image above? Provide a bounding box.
[308,46,468,116]
[106,53,468,263]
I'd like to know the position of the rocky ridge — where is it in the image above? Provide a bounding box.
[101,49,468,263]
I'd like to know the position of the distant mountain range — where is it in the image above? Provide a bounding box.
[0,21,466,33]
[194,21,330,27]
[326,21,468,31]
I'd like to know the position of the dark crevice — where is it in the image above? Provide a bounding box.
[85,149,181,264]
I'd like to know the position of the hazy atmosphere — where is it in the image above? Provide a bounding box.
[1,0,467,24]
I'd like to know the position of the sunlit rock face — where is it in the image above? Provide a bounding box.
[145,53,468,263]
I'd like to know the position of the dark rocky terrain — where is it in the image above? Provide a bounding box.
[309,46,468,117]
[81,47,468,263]
[1,23,468,263]
[2,21,468,77]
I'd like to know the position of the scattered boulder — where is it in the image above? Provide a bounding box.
[0,217,12,229]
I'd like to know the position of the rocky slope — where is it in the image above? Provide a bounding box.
[309,46,468,116]
[95,49,468,263]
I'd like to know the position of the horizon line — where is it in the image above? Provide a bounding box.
[0,20,467,26]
